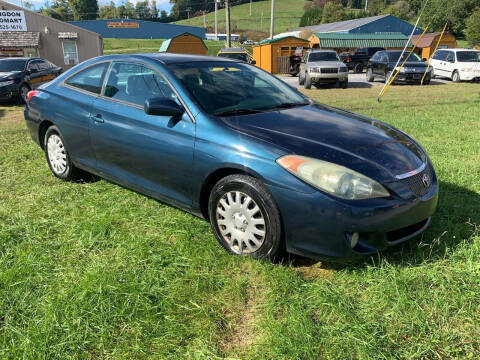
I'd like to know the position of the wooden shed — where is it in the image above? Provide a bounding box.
[159,32,207,55]
[253,36,310,74]
[410,32,457,60]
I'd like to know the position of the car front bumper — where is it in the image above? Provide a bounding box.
[267,171,439,261]
[0,84,19,101]
[309,72,348,83]
[394,72,430,84]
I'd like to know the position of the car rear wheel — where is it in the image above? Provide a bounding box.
[366,68,374,82]
[19,84,30,104]
[298,72,305,85]
[208,175,283,261]
[304,73,312,89]
[354,63,363,73]
[44,126,84,181]
[452,70,460,82]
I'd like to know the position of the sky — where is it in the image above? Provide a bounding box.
[5,0,173,13]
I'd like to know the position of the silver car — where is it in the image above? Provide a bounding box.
[299,50,349,89]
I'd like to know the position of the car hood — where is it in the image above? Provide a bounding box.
[389,61,427,68]
[0,72,17,80]
[308,61,345,68]
[221,104,426,181]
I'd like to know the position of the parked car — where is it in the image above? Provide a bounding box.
[340,47,385,73]
[0,57,62,103]
[429,48,480,82]
[243,40,255,45]
[217,47,255,64]
[24,54,438,261]
[299,49,349,89]
[366,50,432,85]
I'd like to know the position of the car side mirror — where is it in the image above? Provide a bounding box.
[250,60,256,65]
[422,58,427,62]
[144,97,184,118]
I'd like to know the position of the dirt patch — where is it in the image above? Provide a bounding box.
[0,107,23,124]
[295,262,333,281]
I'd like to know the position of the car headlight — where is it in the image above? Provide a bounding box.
[0,80,14,87]
[395,67,406,73]
[277,155,390,200]
[309,67,321,73]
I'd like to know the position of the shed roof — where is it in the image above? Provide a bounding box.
[159,32,207,52]
[0,31,40,47]
[304,15,389,33]
[312,32,412,48]
[259,36,310,45]
[410,32,453,48]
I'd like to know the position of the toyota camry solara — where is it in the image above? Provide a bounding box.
[24,54,438,261]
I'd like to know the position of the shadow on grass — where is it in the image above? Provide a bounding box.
[286,180,480,270]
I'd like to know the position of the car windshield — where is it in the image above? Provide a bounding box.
[456,51,480,62]
[168,61,308,116]
[388,52,422,62]
[309,52,339,62]
[0,59,27,72]
[218,53,249,62]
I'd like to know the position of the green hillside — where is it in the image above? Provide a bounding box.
[174,0,308,40]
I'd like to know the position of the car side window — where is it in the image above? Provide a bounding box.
[27,61,40,72]
[370,52,380,61]
[65,62,109,94]
[380,54,388,62]
[103,62,177,106]
[446,52,455,62]
[37,60,50,71]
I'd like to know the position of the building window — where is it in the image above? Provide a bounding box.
[62,40,78,65]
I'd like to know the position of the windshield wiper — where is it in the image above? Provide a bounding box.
[267,102,309,110]
[215,108,265,117]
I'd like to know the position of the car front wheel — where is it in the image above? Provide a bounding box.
[304,73,312,89]
[19,84,30,103]
[366,68,374,82]
[452,70,460,82]
[208,175,283,261]
[44,126,84,181]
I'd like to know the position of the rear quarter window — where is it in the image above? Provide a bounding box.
[65,63,109,94]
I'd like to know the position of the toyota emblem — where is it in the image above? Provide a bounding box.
[422,173,430,187]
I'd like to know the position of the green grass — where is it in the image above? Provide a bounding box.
[1,83,480,359]
[174,0,308,39]
[103,38,230,56]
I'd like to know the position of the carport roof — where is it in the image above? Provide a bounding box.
[0,31,40,48]
[312,33,412,48]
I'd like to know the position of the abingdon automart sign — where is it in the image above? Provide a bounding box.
[0,10,27,31]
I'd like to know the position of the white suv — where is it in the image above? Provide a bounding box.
[430,48,480,82]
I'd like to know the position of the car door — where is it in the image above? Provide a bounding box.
[89,61,195,206]
[373,52,387,76]
[25,60,43,89]
[444,51,456,78]
[36,59,57,84]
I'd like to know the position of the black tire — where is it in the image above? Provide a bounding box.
[430,68,435,79]
[18,83,30,104]
[304,73,312,89]
[366,68,374,82]
[385,71,393,84]
[422,77,431,85]
[341,80,349,89]
[44,126,84,181]
[298,71,305,85]
[452,70,460,82]
[354,63,363,73]
[208,174,283,261]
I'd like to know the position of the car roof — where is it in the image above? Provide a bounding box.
[308,49,336,53]
[93,53,240,65]
[0,57,39,61]
[219,47,247,53]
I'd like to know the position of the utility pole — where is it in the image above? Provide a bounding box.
[203,11,206,28]
[364,0,368,11]
[187,7,192,19]
[226,0,231,47]
[261,11,263,32]
[215,0,219,40]
[250,0,252,16]
[269,0,275,39]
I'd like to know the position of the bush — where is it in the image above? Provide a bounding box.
[299,6,323,27]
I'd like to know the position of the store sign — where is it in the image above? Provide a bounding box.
[107,22,139,29]
[0,10,27,31]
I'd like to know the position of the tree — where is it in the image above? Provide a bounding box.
[465,8,480,47]
[321,2,344,23]
[383,1,413,21]
[98,1,116,19]
[41,0,72,21]
[70,0,98,20]
[151,0,159,19]
[135,0,151,19]
[299,6,323,26]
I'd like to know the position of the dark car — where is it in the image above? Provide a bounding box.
[0,57,62,103]
[366,50,432,85]
[24,54,438,262]
[340,47,385,73]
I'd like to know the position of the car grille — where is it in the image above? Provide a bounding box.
[399,164,434,197]
[321,68,339,74]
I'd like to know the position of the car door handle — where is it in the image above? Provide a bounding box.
[91,114,104,123]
